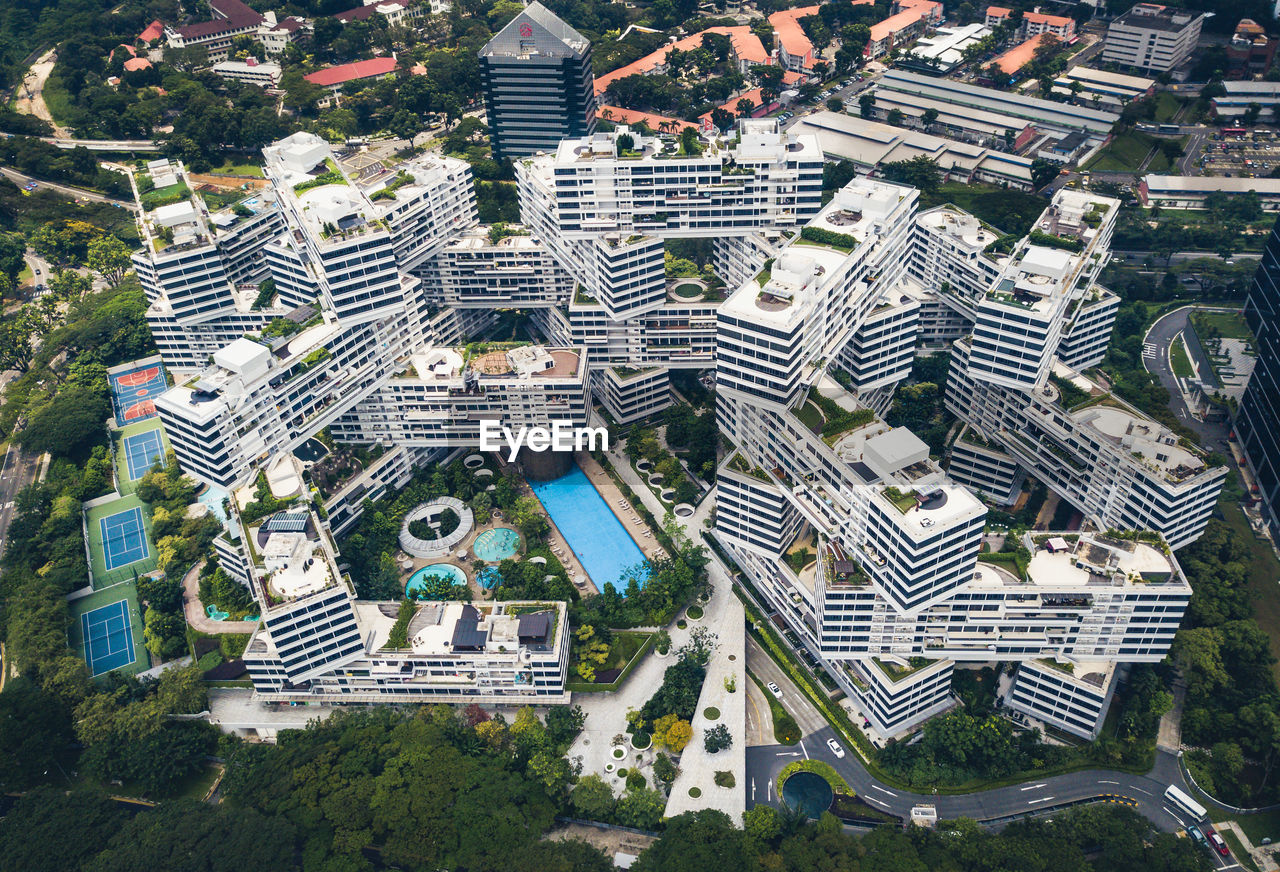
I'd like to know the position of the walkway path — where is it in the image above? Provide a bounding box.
[181,560,258,635]
[1142,305,1231,451]
[13,48,66,137]
[1218,820,1279,871]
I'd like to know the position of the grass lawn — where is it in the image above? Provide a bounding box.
[1085,132,1157,173]
[140,182,191,210]
[212,160,264,178]
[199,188,245,211]
[17,263,32,287]
[672,282,703,298]
[1171,335,1195,378]
[1219,500,1280,681]
[1154,92,1184,123]
[794,400,823,431]
[1228,807,1280,846]
[1192,309,1253,342]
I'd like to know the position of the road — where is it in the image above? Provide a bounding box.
[0,445,42,556]
[1112,250,1262,265]
[1143,305,1233,449]
[0,166,136,209]
[743,631,1239,865]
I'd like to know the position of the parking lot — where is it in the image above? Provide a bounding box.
[1200,133,1280,176]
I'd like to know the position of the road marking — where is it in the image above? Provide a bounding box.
[870,784,897,797]
[1099,780,1119,785]
[768,778,773,802]
[776,751,800,757]
[799,739,809,760]
[1133,787,1151,796]
[1020,783,1047,791]
[1027,796,1055,805]
[750,778,755,801]
[865,795,890,807]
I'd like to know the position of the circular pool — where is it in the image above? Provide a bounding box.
[474,527,521,561]
[781,771,834,819]
[406,563,467,597]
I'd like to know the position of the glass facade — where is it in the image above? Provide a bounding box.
[1238,219,1280,539]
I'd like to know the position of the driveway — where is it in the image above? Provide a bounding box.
[1143,305,1231,450]
[743,635,1200,835]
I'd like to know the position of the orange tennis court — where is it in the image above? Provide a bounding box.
[109,362,167,424]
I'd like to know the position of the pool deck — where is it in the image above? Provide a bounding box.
[576,451,668,558]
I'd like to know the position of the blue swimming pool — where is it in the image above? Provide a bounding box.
[407,563,467,597]
[474,527,521,561]
[529,463,650,593]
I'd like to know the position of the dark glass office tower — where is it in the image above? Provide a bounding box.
[479,2,597,160]
[1237,217,1280,540]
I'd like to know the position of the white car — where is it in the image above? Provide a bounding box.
[767,681,783,699]
[826,738,845,758]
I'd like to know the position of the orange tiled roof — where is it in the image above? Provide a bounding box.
[770,5,819,62]
[597,105,693,131]
[991,33,1048,73]
[869,0,942,44]
[139,20,164,42]
[595,26,771,95]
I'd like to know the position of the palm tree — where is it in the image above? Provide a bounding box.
[601,108,615,123]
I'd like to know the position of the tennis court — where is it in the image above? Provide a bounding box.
[123,429,165,480]
[68,582,150,678]
[79,599,137,676]
[86,493,157,589]
[100,507,149,571]
[109,361,168,424]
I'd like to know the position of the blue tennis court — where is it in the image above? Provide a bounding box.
[123,429,164,480]
[109,363,167,423]
[100,507,149,571]
[80,600,136,676]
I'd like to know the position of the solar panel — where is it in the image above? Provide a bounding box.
[262,511,309,532]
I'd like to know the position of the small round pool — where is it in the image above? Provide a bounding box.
[781,771,834,819]
[478,567,502,590]
[474,527,521,561]
[406,563,467,597]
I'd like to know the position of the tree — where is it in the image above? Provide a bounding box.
[922,106,939,131]
[571,773,616,819]
[826,97,844,112]
[858,92,875,119]
[615,786,667,829]
[880,155,942,194]
[16,382,109,460]
[1031,158,1060,189]
[735,98,753,118]
[86,236,131,286]
[886,107,904,126]
[664,718,693,752]
[632,810,749,872]
[703,723,732,753]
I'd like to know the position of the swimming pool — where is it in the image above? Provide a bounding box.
[406,563,467,597]
[529,463,650,593]
[474,527,521,561]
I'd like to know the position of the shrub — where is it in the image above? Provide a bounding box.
[714,771,735,788]
[631,731,652,750]
[704,723,732,754]
[677,620,688,630]
[688,786,702,798]
[703,706,720,721]
[653,752,678,784]
[626,769,646,791]
[686,605,703,620]
[800,226,858,251]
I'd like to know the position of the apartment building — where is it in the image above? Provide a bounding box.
[985,6,1076,41]
[1102,3,1205,73]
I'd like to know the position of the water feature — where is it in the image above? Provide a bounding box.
[529,463,650,593]
[473,527,520,561]
[781,771,834,819]
[406,563,467,597]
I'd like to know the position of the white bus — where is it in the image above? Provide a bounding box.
[1165,784,1207,821]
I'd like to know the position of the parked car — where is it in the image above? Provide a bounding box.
[1206,830,1230,857]
[826,738,845,758]
[767,681,783,699]
[1187,826,1208,848]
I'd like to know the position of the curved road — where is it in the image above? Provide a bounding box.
[743,636,1239,868]
[1142,305,1232,450]
[0,166,136,210]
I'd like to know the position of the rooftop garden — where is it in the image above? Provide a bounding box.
[294,158,346,194]
[488,222,530,244]
[612,365,655,381]
[1049,373,1091,410]
[809,391,876,444]
[370,169,413,201]
[1036,657,1075,676]
[872,656,931,682]
[728,452,771,483]
[986,290,1038,310]
[799,226,858,252]
[1029,229,1083,253]
[141,181,192,212]
[882,486,917,515]
[755,258,774,288]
